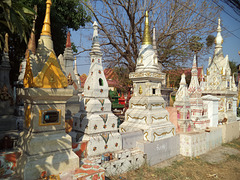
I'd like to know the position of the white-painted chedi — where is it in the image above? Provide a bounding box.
[203,18,238,122]
[188,55,209,129]
[120,11,175,142]
[70,21,122,156]
[174,73,193,132]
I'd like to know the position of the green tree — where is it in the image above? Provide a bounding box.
[229,60,238,81]
[23,0,91,56]
[189,36,203,67]
[206,35,215,48]
[2,0,91,85]
[0,0,35,49]
[80,0,220,72]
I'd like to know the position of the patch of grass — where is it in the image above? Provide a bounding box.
[223,139,240,150]
[227,154,240,162]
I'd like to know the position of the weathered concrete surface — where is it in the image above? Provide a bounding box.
[219,121,240,143]
[137,135,180,166]
[121,130,143,149]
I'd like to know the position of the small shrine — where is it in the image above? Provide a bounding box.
[16,1,79,179]
[70,21,122,157]
[174,73,193,132]
[203,18,238,122]
[120,11,175,142]
[188,55,209,129]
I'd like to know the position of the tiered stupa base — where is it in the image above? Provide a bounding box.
[120,96,176,142]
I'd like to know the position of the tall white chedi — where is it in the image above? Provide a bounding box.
[174,73,193,132]
[70,21,122,156]
[120,11,175,142]
[203,18,237,122]
[188,55,209,129]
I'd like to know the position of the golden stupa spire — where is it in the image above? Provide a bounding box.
[142,11,152,45]
[41,0,52,36]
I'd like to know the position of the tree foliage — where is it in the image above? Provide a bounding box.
[21,0,91,56]
[1,0,91,85]
[80,0,220,72]
[0,0,35,50]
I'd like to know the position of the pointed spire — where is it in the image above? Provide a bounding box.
[214,17,224,57]
[91,21,101,53]
[25,6,37,58]
[192,54,197,68]
[4,33,9,53]
[74,56,78,75]
[66,31,71,48]
[153,25,157,54]
[215,17,223,48]
[142,11,152,45]
[41,0,52,36]
[180,73,187,85]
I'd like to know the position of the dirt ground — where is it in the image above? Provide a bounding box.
[109,138,240,180]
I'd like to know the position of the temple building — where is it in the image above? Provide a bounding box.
[203,18,238,122]
[188,55,209,129]
[174,73,193,132]
[70,21,122,157]
[119,11,175,142]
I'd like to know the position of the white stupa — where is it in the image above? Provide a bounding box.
[203,18,238,122]
[119,11,175,142]
[174,73,193,132]
[188,55,209,129]
[70,21,122,156]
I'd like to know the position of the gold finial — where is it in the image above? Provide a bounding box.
[4,33,9,53]
[41,0,52,36]
[142,11,152,45]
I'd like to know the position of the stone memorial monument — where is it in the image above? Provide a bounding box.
[16,1,79,179]
[70,21,122,157]
[174,73,193,132]
[119,11,175,142]
[188,55,209,129]
[203,18,238,122]
[62,31,81,121]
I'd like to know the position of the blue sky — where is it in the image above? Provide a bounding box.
[70,3,240,76]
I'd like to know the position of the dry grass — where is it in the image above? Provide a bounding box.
[110,138,240,180]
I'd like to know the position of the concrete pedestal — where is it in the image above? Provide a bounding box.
[16,88,79,179]
[137,135,179,166]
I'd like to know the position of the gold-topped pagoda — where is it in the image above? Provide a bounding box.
[41,0,52,36]
[142,11,152,45]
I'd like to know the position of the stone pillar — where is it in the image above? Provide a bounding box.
[202,95,219,127]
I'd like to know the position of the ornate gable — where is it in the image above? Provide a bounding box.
[33,51,68,88]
